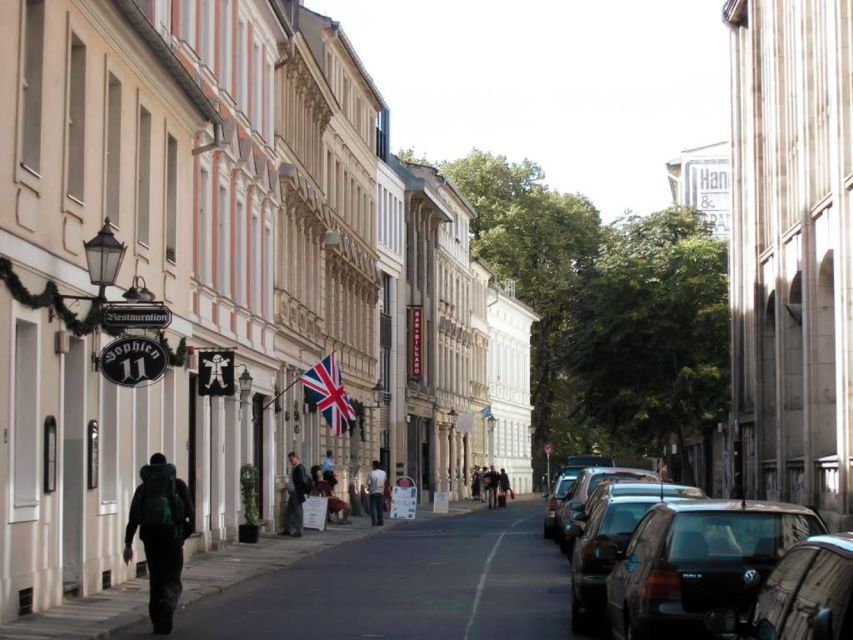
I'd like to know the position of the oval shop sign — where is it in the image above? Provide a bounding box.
[100,336,168,387]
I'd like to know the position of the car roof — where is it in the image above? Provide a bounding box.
[795,533,853,558]
[651,500,820,515]
[606,482,705,497]
[582,467,657,476]
[608,495,694,505]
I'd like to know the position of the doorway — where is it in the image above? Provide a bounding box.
[188,373,198,531]
[62,338,86,590]
[252,394,265,517]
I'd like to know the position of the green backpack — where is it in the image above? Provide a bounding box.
[140,463,184,534]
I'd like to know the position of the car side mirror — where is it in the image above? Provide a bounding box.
[570,510,587,522]
[569,500,584,511]
[704,608,738,635]
[813,607,832,640]
[594,544,617,562]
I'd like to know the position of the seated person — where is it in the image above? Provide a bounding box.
[318,470,351,524]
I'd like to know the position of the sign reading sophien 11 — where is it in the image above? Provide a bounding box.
[100,336,168,387]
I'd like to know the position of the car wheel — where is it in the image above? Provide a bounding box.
[570,591,587,634]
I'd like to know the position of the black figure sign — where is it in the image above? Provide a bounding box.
[197,351,235,396]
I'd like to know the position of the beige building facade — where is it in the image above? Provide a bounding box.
[726,0,853,530]
[0,0,217,622]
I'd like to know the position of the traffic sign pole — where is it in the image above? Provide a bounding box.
[546,452,551,487]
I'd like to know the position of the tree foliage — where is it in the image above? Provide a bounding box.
[570,207,730,471]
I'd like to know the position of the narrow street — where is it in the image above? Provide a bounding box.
[114,499,592,640]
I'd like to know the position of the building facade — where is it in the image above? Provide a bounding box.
[0,0,218,622]
[725,0,853,530]
[488,288,539,494]
[665,141,732,239]
[469,259,494,471]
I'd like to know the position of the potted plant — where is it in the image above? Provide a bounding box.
[239,463,260,543]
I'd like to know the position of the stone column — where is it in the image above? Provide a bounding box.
[454,430,464,499]
[224,397,240,531]
[448,426,456,496]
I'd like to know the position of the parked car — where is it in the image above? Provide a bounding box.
[543,475,576,539]
[555,467,658,555]
[605,500,827,640]
[569,487,705,634]
[705,532,853,640]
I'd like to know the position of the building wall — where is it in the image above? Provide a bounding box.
[469,260,493,470]
[726,0,853,530]
[0,0,206,623]
[488,291,538,494]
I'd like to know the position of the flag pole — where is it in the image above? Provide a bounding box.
[255,371,304,417]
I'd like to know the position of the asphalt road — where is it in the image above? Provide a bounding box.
[115,499,596,639]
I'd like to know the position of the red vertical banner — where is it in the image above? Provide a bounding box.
[410,306,423,380]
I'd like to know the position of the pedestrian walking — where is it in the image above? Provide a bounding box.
[367,460,387,526]
[123,453,194,635]
[471,466,481,501]
[484,465,499,510]
[498,468,511,508]
[283,452,311,537]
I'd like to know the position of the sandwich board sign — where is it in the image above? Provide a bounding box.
[303,497,328,531]
[433,491,450,514]
[390,481,418,520]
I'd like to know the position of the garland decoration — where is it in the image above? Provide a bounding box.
[1,255,186,365]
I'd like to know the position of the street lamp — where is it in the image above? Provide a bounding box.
[448,408,458,427]
[238,365,253,401]
[122,275,156,302]
[371,381,385,408]
[83,218,127,299]
[487,415,496,431]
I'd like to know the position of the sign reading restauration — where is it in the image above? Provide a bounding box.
[102,304,172,329]
[100,336,169,387]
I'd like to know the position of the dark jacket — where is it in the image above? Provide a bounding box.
[124,478,194,546]
[499,472,511,492]
[291,462,311,502]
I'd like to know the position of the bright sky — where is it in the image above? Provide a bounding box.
[306,0,731,223]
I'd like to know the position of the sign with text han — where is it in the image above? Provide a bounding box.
[100,336,168,387]
[410,306,423,380]
[198,351,235,396]
[101,304,172,330]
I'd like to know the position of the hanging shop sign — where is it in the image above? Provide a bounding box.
[197,350,235,396]
[102,304,172,330]
[100,336,168,387]
[410,306,423,380]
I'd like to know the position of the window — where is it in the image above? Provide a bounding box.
[235,198,246,305]
[217,184,230,296]
[180,0,195,49]
[219,0,232,92]
[198,167,210,282]
[252,42,261,126]
[165,135,177,263]
[264,60,273,142]
[136,106,151,245]
[752,549,818,632]
[264,223,273,320]
[200,0,213,66]
[237,19,247,108]
[105,74,122,225]
[21,0,45,174]
[67,33,86,202]
[252,211,261,309]
[13,318,39,519]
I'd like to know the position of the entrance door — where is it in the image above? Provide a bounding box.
[62,338,86,589]
[188,374,198,531]
[253,394,264,517]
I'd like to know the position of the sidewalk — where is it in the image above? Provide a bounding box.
[0,499,486,640]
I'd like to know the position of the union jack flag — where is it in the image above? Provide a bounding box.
[301,354,357,436]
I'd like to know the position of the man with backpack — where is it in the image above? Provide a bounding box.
[123,453,194,635]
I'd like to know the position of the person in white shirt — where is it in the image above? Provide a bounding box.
[367,460,388,526]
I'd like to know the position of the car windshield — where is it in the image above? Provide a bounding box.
[554,479,574,499]
[600,501,657,537]
[667,512,825,564]
[612,485,705,498]
[589,472,655,494]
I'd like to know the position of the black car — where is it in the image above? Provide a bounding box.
[605,500,827,640]
[571,490,705,633]
[569,487,704,634]
[705,532,853,640]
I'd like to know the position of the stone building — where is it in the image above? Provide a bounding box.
[469,259,494,471]
[0,0,218,622]
[725,0,853,530]
[488,286,539,494]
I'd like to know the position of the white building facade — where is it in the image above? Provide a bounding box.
[487,289,539,494]
[665,141,732,239]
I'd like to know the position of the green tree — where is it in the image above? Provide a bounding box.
[570,207,729,482]
[440,151,602,477]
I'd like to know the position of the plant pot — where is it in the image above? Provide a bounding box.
[238,524,260,544]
